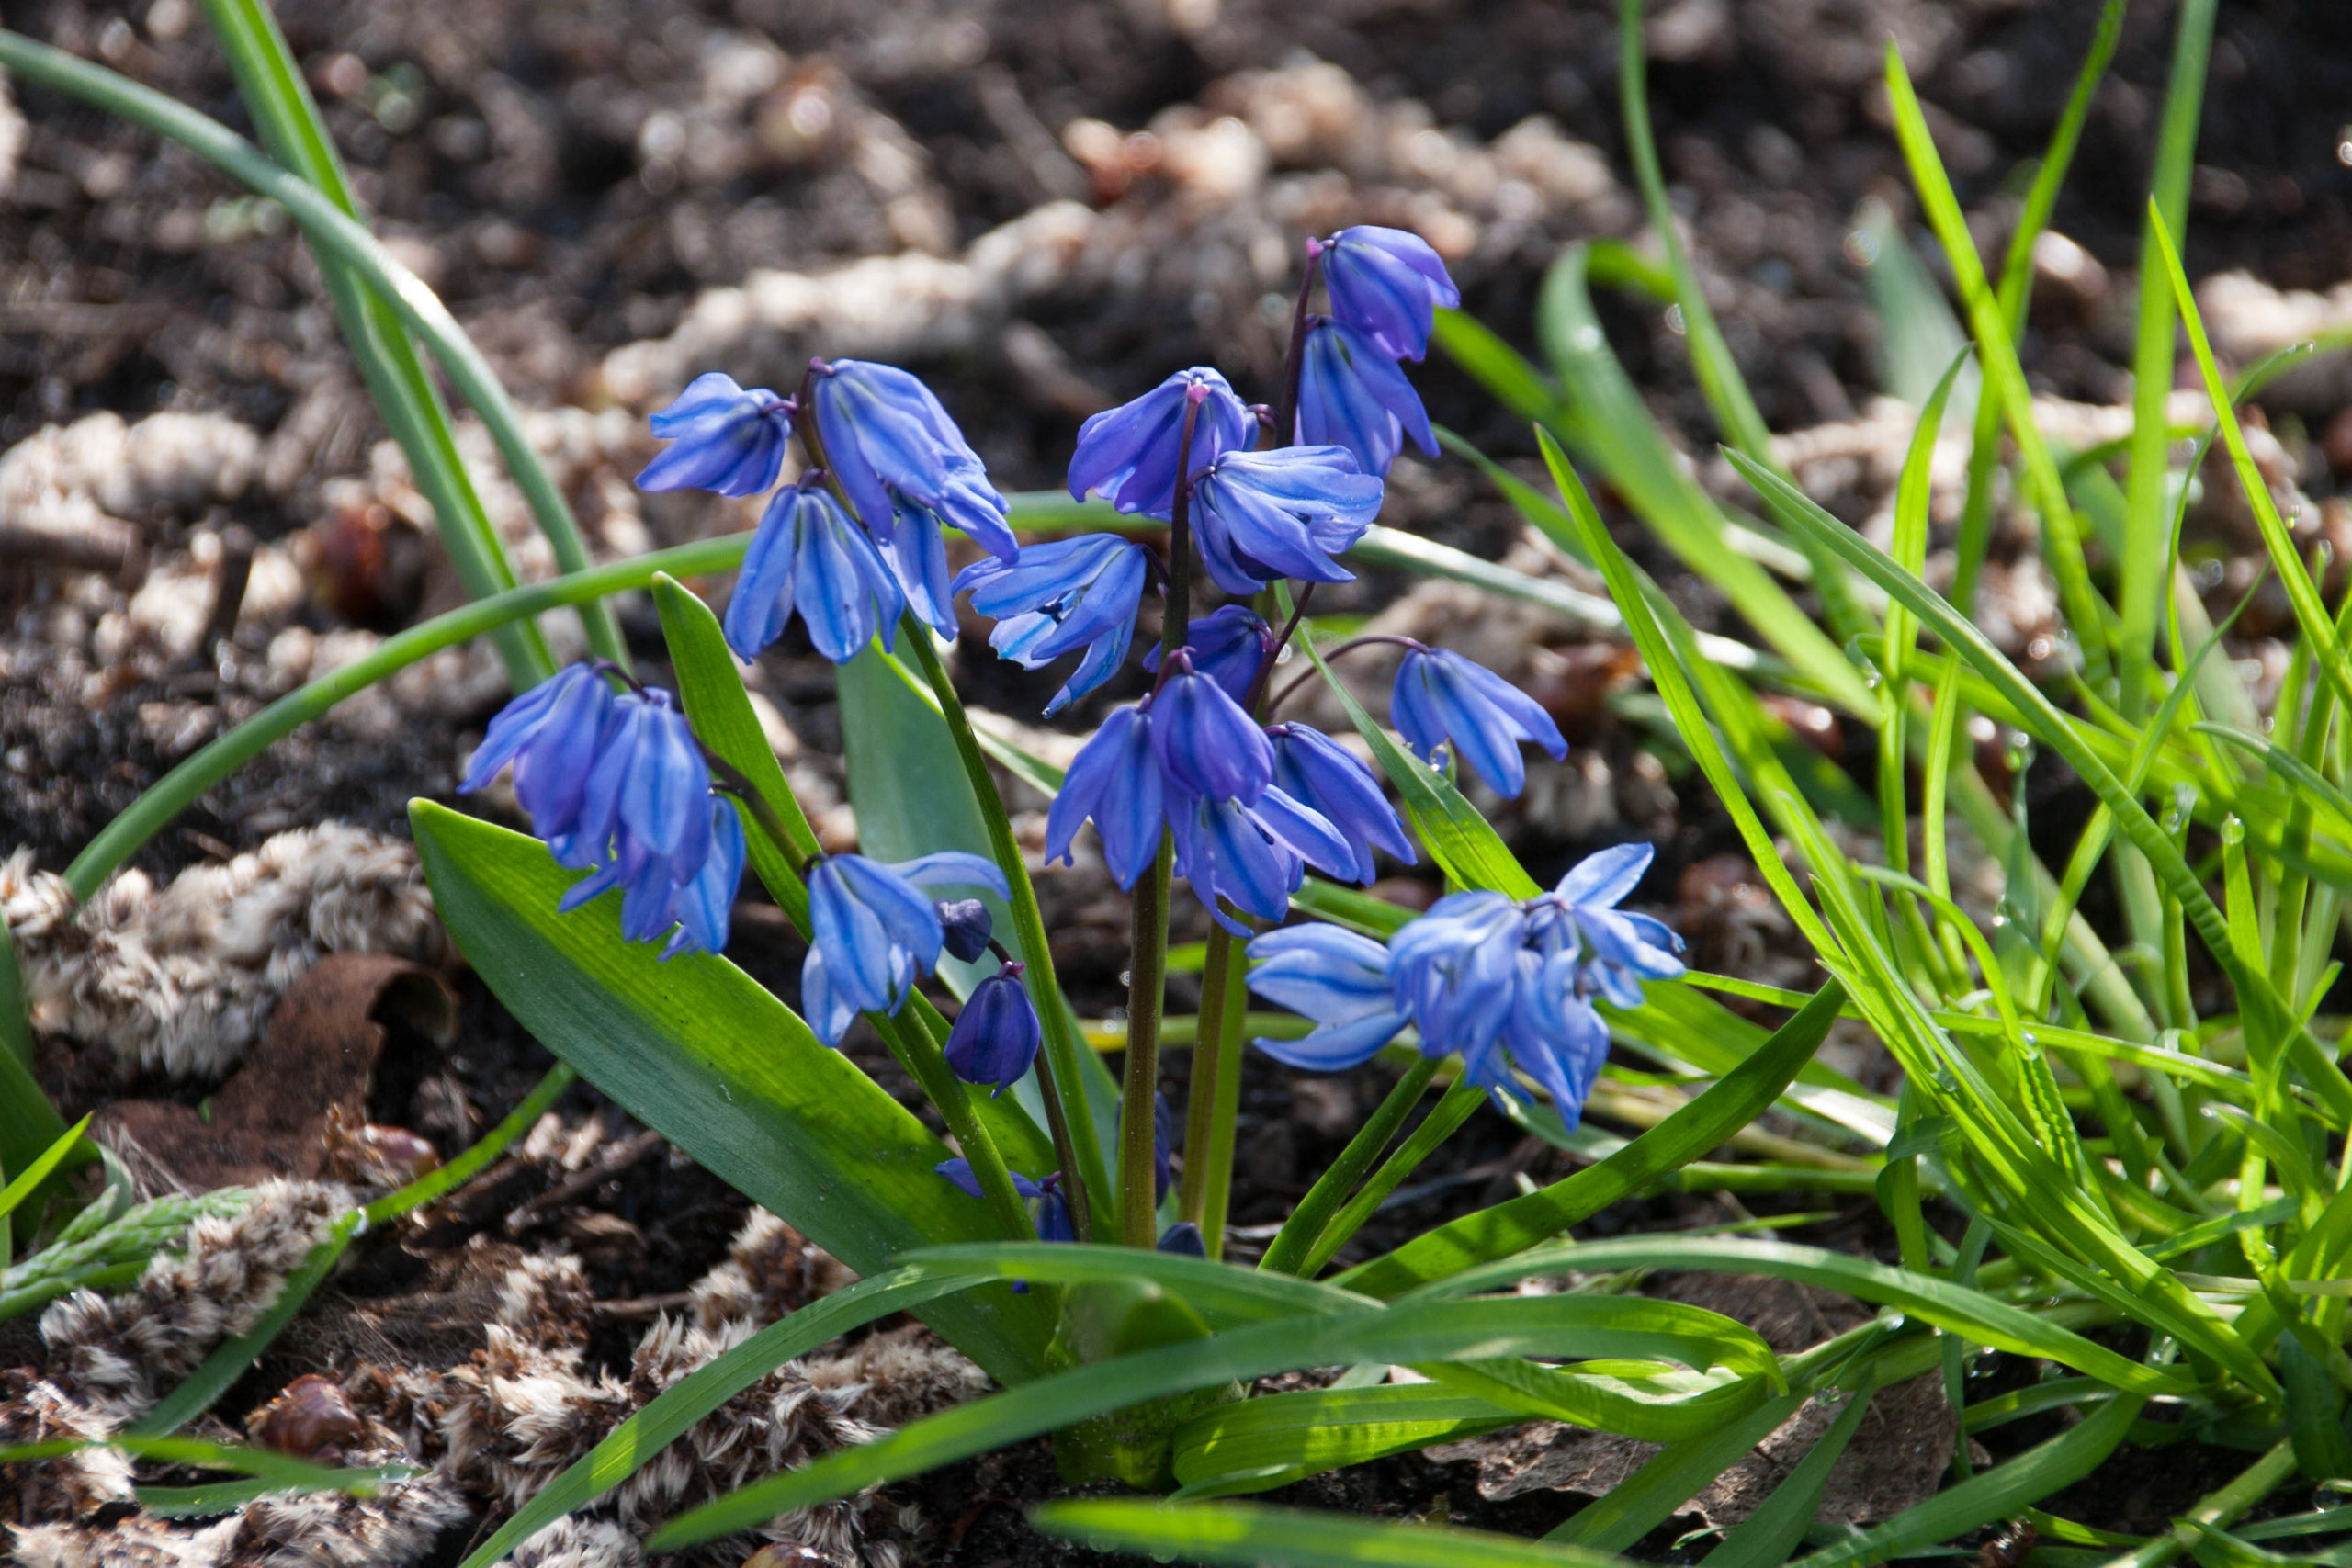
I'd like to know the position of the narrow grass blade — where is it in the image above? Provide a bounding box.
[1260,1057,1440,1277]
[0,1432,406,1496]
[1701,1377,1878,1568]
[1170,1384,1519,1497]
[1032,1498,1633,1568]
[0,1116,91,1221]
[1297,1072,1486,1278]
[1547,1391,1810,1551]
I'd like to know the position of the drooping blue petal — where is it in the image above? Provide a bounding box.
[956,533,1152,714]
[1045,705,1165,888]
[934,1157,1044,1202]
[1392,648,1566,799]
[1252,1010,1410,1071]
[1316,226,1461,361]
[1555,842,1653,908]
[1252,785,1357,881]
[662,799,746,959]
[1158,1221,1206,1256]
[1188,446,1384,595]
[801,943,861,1048]
[466,664,618,844]
[1170,793,1305,932]
[808,360,1012,558]
[1269,722,1415,885]
[724,479,906,663]
[1067,367,1255,520]
[1295,319,1437,478]
[638,372,795,497]
[1141,606,1272,706]
[884,500,958,638]
[892,852,1013,901]
[1246,924,1395,1021]
[1150,665,1272,804]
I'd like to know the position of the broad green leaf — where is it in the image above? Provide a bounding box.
[898,1242,1376,1325]
[1171,1384,1518,1496]
[409,801,1047,1382]
[1337,981,1846,1298]
[1032,1498,1633,1568]
[646,1294,1780,1549]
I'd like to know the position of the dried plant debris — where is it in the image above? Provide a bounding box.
[1,823,442,1082]
[6,1202,981,1568]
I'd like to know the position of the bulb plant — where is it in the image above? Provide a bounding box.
[10,0,2352,1562]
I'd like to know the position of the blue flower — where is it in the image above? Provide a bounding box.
[1142,606,1272,706]
[1295,318,1437,478]
[1268,722,1415,885]
[935,1160,1071,1267]
[1243,924,1409,1070]
[724,475,907,664]
[1149,660,1272,803]
[807,358,1017,562]
[1188,446,1384,595]
[1157,1221,1206,1256]
[550,687,723,949]
[1391,645,1566,798]
[801,851,1012,1046]
[1168,786,1352,932]
[956,534,1154,717]
[662,798,747,960]
[637,372,796,498]
[1315,226,1461,361]
[1493,950,1611,1129]
[1522,844,1688,1009]
[944,965,1042,1094]
[458,663,617,843]
[936,898,995,964]
[1045,705,1166,888]
[1068,367,1255,520]
[1387,890,1526,1062]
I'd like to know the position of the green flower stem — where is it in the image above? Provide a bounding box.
[879,1013,1039,1251]
[1177,919,1246,1253]
[1120,842,1174,1248]
[62,534,752,902]
[0,25,627,672]
[2098,1439,2291,1568]
[896,626,1113,1221]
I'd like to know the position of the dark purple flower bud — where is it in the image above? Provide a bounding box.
[1142,605,1272,706]
[1157,1221,1206,1257]
[1295,318,1437,479]
[943,966,1042,1096]
[1068,367,1254,520]
[1315,226,1461,361]
[936,898,994,964]
[724,475,907,664]
[1188,446,1384,596]
[1268,722,1416,886]
[807,358,1016,562]
[1045,705,1167,890]
[955,533,1155,717]
[1149,660,1273,804]
[1391,646,1566,799]
[637,372,795,497]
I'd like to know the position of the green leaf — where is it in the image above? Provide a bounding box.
[1032,1498,1634,1567]
[0,1432,402,1495]
[0,1116,91,1223]
[1337,981,1846,1298]
[646,1293,1779,1550]
[1545,1391,1810,1552]
[1170,1384,1519,1496]
[408,800,1047,1382]
[1700,1377,1878,1568]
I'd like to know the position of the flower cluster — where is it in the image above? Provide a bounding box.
[1244,844,1686,1127]
[638,360,1018,663]
[1297,227,1458,476]
[799,851,1011,1047]
[459,664,745,959]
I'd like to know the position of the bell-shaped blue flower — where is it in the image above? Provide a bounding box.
[1392,645,1566,798]
[1188,446,1384,595]
[1492,949,1611,1130]
[1068,367,1255,520]
[551,688,718,948]
[807,358,1017,561]
[1295,318,1437,478]
[1315,226,1461,361]
[956,534,1153,717]
[943,964,1041,1094]
[1149,659,1272,803]
[1169,785,1352,933]
[724,475,907,664]
[935,1161,1072,1270]
[637,372,796,497]
[1157,1221,1206,1256]
[1245,924,1409,1070]
[1268,722,1415,885]
[1045,705,1166,889]
[1387,890,1526,1062]
[801,851,1012,1046]
[1142,606,1272,706]
[662,798,747,960]
[1523,843,1688,1009]
[459,663,617,843]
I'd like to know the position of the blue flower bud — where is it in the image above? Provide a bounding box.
[935,898,994,964]
[955,533,1153,717]
[1141,605,1272,706]
[1268,721,1416,885]
[1157,1221,1206,1257]
[1149,660,1273,804]
[1068,367,1255,520]
[1314,226,1461,361]
[801,851,1011,1046]
[1046,704,1167,890]
[807,359,1016,562]
[662,798,747,960]
[1189,446,1385,596]
[943,966,1042,1095]
[723,474,906,664]
[1295,317,1437,478]
[1391,646,1566,798]
[637,372,795,498]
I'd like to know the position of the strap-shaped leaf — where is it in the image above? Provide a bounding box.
[1171,1383,1519,1496]
[1033,1497,1633,1567]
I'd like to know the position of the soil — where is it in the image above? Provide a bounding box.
[7,0,2352,1562]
